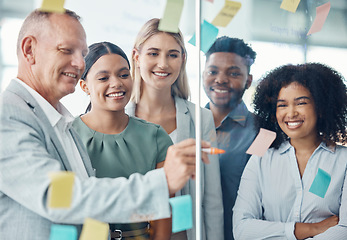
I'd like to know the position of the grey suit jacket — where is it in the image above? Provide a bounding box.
[126,96,224,240]
[0,80,171,240]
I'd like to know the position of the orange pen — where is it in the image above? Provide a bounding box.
[202,147,225,155]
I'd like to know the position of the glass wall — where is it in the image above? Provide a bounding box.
[0,0,346,115]
[0,18,23,91]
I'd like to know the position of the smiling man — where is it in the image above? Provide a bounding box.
[0,9,209,240]
[203,36,258,240]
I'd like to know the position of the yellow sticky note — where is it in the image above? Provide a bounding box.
[280,0,301,13]
[48,171,75,208]
[79,218,109,240]
[211,1,241,27]
[40,0,66,13]
[158,0,184,33]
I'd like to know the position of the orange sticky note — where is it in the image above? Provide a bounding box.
[211,1,241,27]
[246,128,276,157]
[280,0,301,13]
[79,218,109,240]
[307,2,331,36]
[48,171,75,208]
[40,0,66,13]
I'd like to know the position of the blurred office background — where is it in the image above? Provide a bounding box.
[1,0,346,115]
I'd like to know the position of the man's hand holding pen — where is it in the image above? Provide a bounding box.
[164,139,211,195]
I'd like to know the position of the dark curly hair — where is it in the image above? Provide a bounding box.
[253,63,347,148]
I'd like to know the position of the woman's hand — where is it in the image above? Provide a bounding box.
[294,215,339,239]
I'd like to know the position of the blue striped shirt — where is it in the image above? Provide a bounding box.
[206,101,257,240]
[233,141,347,239]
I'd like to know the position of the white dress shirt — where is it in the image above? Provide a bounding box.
[15,79,88,179]
[233,141,347,240]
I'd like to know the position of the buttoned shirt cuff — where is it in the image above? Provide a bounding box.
[285,222,297,240]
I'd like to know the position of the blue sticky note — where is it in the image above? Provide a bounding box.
[49,224,77,240]
[188,20,219,53]
[169,195,193,233]
[309,168,331,198]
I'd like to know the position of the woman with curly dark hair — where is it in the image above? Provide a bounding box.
[233,63,347,239]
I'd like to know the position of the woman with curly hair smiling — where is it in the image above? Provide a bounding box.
[233,63,347,239]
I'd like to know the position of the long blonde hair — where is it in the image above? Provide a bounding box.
[131,18,190,103]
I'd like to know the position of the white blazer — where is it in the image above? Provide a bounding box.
[126,96,224,240]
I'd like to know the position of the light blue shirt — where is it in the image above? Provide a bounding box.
[233,141,347,240]
[206,101,257,240]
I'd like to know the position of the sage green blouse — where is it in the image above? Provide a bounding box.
[72,116,173,235]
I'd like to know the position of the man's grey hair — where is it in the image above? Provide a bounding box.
[16,9,81,55]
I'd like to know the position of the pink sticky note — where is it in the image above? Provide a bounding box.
[307,2,331,36]
[207,0,214,3]
[246,128,276,157]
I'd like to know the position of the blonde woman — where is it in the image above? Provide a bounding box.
[126,18,224,240]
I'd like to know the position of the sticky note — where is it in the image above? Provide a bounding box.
[246,128,276,157]
[40,0,66,13]
[309,168,331,198]
[49,224,77,240]
[79,218,109,240]
[307,2,331,36]
[188,20,219,53]
[207,0,214,3]
[158,0,184,33]
[280,0,301,13]
[169,195,193,233]
[48,171,75,208]
[212,1,242,27]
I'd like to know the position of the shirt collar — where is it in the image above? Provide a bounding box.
[278,140,336,154]
[227,101,249,126]
[319,141,336,153]
[206,101,249,127]
[15,78,74,128]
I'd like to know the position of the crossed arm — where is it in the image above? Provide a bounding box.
[232,155,347,240]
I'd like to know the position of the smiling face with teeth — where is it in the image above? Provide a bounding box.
[26,13,88,107]
[203,52,252,112]
[134,32,183,94]
[80,53,132,113]
[276,82,319,144]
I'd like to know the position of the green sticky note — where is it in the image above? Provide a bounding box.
[158,0,184,33]
[49,224,77,240]
[40,0,66,13]
[309,168,331,198]
[188,20,219,53]
[169,195,193,233]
